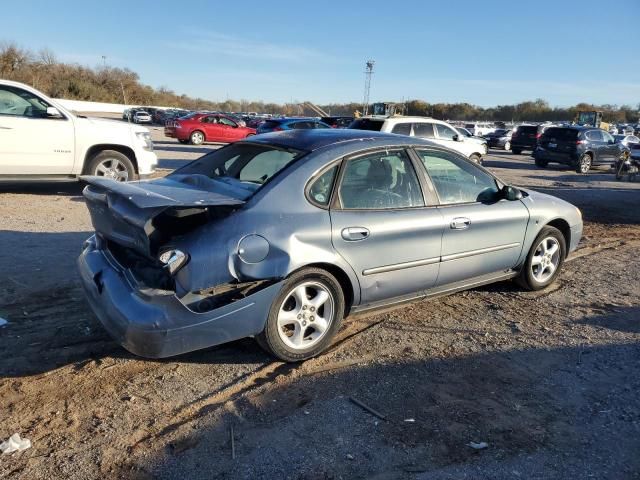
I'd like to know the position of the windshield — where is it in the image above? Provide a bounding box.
[171,143,307,197]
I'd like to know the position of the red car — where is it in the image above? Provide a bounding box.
[165,113,256,145]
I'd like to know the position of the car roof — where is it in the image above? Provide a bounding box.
[247,129,426,151]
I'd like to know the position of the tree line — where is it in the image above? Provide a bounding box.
[1,43,638,123]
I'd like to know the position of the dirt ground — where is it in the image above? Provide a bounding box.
[1,128,639,480]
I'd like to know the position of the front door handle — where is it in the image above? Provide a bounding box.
[450,217,471,230]
[0,126,12,130]
[341,226,370,241]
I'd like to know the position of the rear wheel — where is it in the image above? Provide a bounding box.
[190,130,205,145]
[535,158,548,168]
[512,148,522,154]
[517,226,566,291]
[576,153,592,174]
[86,150,136,182]
[257,268,345,362]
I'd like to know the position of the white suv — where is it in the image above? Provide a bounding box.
[350,116,486,163]
[0,80,157,182]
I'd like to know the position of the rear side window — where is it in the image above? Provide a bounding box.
[586,130,603,142]
[543,128,578,141]
[348,118,384,131]
[413,123,435,139]
[308,165,338,206]
[391,123,412,135]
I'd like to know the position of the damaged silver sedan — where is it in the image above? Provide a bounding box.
[78,129,583,361]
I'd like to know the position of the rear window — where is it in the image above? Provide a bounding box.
[172,143,307,198]
[348,118,384,131]
[517,126,538,134]
[262,120,282,129]
[542,128,578,141]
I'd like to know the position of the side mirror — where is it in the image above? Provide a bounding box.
[502,185,523,201]
[46,106,62,118]
[452,134,460,142]
[608,139,615,144]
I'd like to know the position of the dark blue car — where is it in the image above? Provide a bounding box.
[257,117,331,134]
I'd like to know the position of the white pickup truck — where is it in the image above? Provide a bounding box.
[0,80,157,182]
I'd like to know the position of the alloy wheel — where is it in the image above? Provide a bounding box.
[94,158,129,182]
[277,281,335,350]
[191,131,204,145]
[531,237,561,283]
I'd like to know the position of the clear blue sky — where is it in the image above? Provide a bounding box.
[2,0,639,107]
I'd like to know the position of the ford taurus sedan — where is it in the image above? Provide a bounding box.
[78,130,582,362]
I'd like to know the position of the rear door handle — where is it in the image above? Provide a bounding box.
[341,226,370,241]
[450,217,471,230]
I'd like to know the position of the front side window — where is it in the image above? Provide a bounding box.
[416,149,499,204]
[434,123,457,140]
[601,131,614,143]
[308,165,338,206]
[0,85,50,118]
[219,117,237,127]
[339,150,424,209]
[314,122,330,129]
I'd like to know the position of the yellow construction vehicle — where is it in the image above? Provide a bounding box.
[575,111,609,131]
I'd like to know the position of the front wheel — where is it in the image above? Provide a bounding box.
[504,141,511,151]
[86,150,136,182]
[516,226,566,291]
[257,268,345,362]
[511,148,522,155]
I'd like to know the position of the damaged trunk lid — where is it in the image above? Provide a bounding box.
[82,175,246,258]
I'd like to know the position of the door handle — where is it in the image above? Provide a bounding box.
[341,227,370,241]
[450,217,471,230]
[0,126,12,130]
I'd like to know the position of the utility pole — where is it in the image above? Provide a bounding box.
[362,60,375,116]
[101,55,107,68]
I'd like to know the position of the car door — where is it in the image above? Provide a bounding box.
[0,84,74,175]
[600,130,620,163]
[329,148,445,305]
[414,147,530,286]
[431,122,470,157]
[585,130,607,163]
[219,116,241,141]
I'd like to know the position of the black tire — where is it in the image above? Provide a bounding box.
[535,158,548,168]
[85,150,136,182]
[190,130,205,145]
[469,153,482,165]
[576,153,592,174]
[512,148,522,155]
[516,226,566,291]
[257,268,345,362]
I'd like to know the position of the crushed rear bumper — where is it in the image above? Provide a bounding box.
[77,236,281,358]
